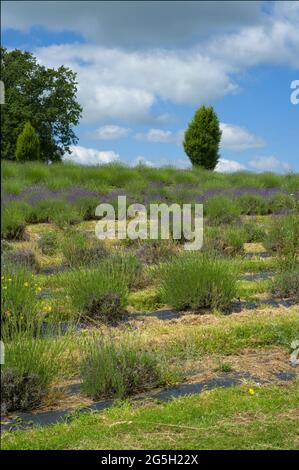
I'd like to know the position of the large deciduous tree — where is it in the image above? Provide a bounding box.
[183,106,222,170]
[1,47,82,162]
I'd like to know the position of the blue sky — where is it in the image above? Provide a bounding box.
[2,1,299,172]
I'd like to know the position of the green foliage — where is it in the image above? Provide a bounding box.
[239,193,268,215]
[15,122,40,162]
[265,215,299,261]
[107,253,144,289]
[204,226,246,256]
[81,335,165,399]
[1,201,30,240]
[37,232,58,255]
[66,262,129,319]
[205,196,241,224]
[270,268,299,301]
[158,254,239,312]
[62,231,108,267]
[1,47,82,162]
[1,328,73,413]
[28,199,82,227]
[4,249,40,272]
[242,222,266,243]
[1,264,39,331]
[183,106,221,169]
[74,196,100,220]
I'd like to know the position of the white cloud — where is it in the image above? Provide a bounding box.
[220,123,265,151]
[135,129,173,143]
[206,2,299,68]
[215,159,246,173]
[1,1,262,47]
[29,2,299,124]
[248,156,291,172]
[135,128,185,145]
[35,44,237,123]
[91,125,131,140]
[64,145,119,165]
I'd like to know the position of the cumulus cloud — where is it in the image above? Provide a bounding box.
[206,2,299,68]
[215,159,246,173]
[64,145,119,165]
[91,125,131,140]
[35,44,237,123]
[1,1,262,48]
[135,128,185,145]
[220,123,265,151]
[248,156,291,172]
[135,129,173,143]
[25,1,298,124]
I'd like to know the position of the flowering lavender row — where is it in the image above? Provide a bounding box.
[1,184,298,208]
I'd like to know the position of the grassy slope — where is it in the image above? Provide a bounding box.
[2,161,299,450]
[2,381,298,450]
[2,160,299,193]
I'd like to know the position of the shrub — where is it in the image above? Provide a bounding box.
[4,249,40,272]
[1,368,44,414]
[183,106,221,170]
[67,262,129,322]
[15,122,40,162]
[205,196,241,225]
[28,199,82,227]
[204,226,246,256]
[158,254,239,312]
[239,193,268,215]
[1,202,30,240]
[243,222,266,243]
[81,336,164,399]
[108,253,143,289]
[135,240,176,264]
[269,192,296,214]
[86,293,124,325]
[1,328,73,413]
[74,196,100,220]
[37,231,58,255]
[265,215,299,260]
[1,264,39,330]
[62,231,108,267]
[270,269,299,301]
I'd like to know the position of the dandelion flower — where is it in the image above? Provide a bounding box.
[249,388,255,396]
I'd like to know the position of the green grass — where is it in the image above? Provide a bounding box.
[2,161,299,449]
[2,160,299,195]
[2,381,298,450]
[161,313,298,360]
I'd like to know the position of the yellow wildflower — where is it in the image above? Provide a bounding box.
[248,388,255,396]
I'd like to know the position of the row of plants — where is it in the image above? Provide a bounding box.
[2,160,299,192]
[1,196,298,245]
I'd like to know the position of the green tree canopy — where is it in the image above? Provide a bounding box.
[183,106,222,170]
[1,47,82,163]
[15,122,40,162]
